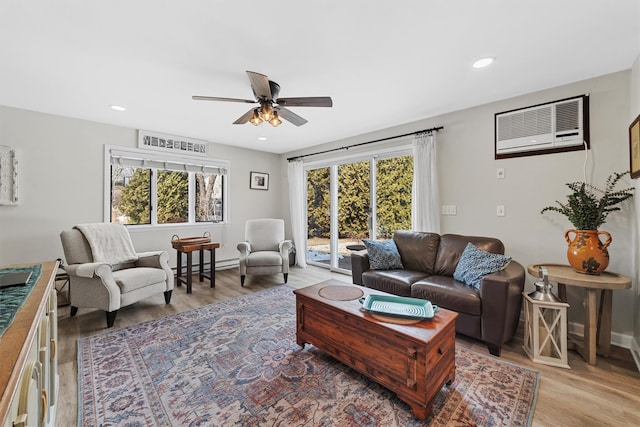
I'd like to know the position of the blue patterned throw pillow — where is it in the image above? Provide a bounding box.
[363,239,404,270]
[453,243,511,290]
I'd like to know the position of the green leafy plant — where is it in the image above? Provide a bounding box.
[541,171,634,230]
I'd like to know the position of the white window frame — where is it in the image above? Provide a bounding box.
[104,145,230,228]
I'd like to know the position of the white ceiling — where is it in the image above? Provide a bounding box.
[1,1,639,154]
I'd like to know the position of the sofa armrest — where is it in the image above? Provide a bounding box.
[478,260,526,346]
[279,240,293,255]
[237,241,251,256]
[135,251,174,290]
[351,250,370,285]
[64,263,122,311]
[279,240,293,273]
[65,262,110,278]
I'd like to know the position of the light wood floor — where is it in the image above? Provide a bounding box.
[56,265,640,426]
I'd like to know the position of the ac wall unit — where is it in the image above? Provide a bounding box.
[495,95,589,159]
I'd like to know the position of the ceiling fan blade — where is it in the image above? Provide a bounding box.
[278,107,308,126]
[192,95,256,104]
[246,71,273,101]
[233,108,257,125]
[276,96,333,107]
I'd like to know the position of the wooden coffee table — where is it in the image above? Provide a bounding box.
[294,280,458,420]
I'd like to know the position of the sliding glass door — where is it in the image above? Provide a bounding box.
[306,167,331,267]
[306,152,412,273]
[337,160,370,271]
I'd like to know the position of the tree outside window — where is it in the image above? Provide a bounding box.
[157,170,188,224]
[196,173,223,222]
[112,166,151,225]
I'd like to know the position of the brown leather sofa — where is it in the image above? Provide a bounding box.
[351,231,525,356]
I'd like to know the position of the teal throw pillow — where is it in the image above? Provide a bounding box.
[453,243,511,290]
[363,239,404,270]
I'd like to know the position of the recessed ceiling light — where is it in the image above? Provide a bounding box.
[258,137,267,141]
[110,105,126,111]
[472,57,495,69]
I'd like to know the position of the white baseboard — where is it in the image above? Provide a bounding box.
[215,258,240,270]
[567,321,634,349]
[631,338,640,372]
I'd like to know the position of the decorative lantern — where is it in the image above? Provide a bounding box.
[523,267,570,369]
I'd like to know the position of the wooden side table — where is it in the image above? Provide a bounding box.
[527,264,631,365]
[172,241,220,293]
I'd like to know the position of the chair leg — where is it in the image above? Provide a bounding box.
[284,273,288,283]
[487,343,501,357]
[70,306,78,317]
[240,275,245,286]
[106,310,118,328]
[164,290,172,304]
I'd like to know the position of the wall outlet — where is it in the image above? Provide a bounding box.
[442,205,457,216]
[496,205,505,216]
[496,168,505,179]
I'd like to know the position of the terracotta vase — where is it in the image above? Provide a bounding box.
[564,229,611,275]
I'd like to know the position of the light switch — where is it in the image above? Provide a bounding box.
[496,168,505,179]
[497,205,505,216]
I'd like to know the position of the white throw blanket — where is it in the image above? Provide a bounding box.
[74,223,139,264]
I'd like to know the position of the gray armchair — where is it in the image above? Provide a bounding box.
[237,218,292,286]
[60,223,173,328]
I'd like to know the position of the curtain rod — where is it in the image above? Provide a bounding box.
[286,125,444,162]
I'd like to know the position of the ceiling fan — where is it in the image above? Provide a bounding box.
[192,71,333,127]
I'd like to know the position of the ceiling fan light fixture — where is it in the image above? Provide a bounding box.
[249,109,263,126]
[269,111,282,127]
[260,103,274,122]
[193,71,332,127]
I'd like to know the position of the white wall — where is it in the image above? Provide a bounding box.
[631,54,640,364]
[282,70,636,344]
[0,106,284,269]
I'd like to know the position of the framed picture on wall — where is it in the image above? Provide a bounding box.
[630,114,640,179]
[250,171,269,190]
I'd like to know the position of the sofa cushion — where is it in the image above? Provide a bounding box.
[362,239,404,270]
[434,234,505,276]
[411,276,481,316]
[362,270,428,297]
[453,243,511,289]
[113,267,167,293]
[393,231,440,274]
[246,251,283,267]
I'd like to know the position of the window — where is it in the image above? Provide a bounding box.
[106,146,228,226]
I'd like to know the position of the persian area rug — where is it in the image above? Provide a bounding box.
[78,285,539,427]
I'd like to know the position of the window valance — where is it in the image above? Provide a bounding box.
[108,147,229,175]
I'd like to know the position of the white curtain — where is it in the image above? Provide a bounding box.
[411,132,440,233]
[288,160,308,268]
